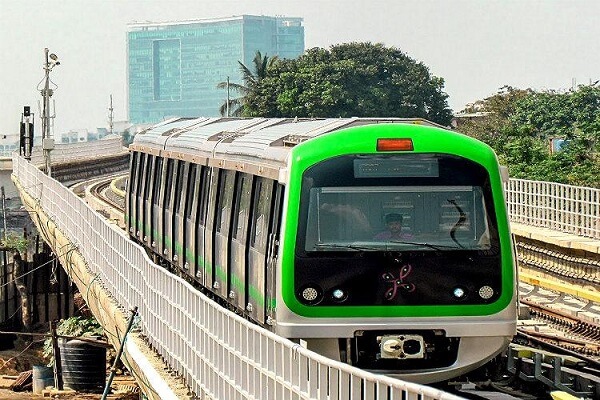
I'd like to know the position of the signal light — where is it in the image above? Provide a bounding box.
[377,138,414,151]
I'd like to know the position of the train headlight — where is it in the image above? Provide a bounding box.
[452,287,466,299]
[478,285,494,300]
[299,285,323,305]
[332,288,347,302]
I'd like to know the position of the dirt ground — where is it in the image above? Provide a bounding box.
[0,340,139,399]
[0,388,139,399]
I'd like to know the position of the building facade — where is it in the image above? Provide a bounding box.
[127,15,304,124]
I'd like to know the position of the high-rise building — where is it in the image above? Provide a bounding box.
[127,15,304,124]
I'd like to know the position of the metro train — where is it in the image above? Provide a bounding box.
[126,117,517,384]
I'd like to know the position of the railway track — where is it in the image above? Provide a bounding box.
[89,175,126,211]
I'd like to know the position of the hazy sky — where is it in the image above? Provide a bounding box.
[0,0,598,136]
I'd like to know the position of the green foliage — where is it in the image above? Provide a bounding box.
[43,316,104,365]
[217,51,278,117]
[241,42,452,125]
[1,232,29,253]
[457,85,600,187]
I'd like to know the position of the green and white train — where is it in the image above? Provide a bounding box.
[126,117,517,384]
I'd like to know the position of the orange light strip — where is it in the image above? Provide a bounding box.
[376,138,414,151]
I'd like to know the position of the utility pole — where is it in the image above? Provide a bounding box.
[108,94,114,135]
[40,48,59,176]
[1,187,6,240]
[226,76,230,117]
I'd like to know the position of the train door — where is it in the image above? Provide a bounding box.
[193,166,209,285]
[127,151,139,237]
[134,153,146,240]
[229,173,254,311]
[266,184,284,324]
[183,163,199,275]
[203,167,220,292]
[163,159,180,262]
[213,169,236,299]
[150,157,164,252]
[247,178,283,325]
[173,162,188,268]
[157,158,173,258]
[141,154,154,246]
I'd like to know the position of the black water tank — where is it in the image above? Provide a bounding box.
[58,338,106,392]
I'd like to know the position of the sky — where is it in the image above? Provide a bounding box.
[0,0,599,136]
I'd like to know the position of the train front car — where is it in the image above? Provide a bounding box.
[277,123,517,384]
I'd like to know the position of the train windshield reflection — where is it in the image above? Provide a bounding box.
[304,186,492,252]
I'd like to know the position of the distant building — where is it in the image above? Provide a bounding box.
[127,15,305,124]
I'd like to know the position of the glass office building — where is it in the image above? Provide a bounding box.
[127,15,304,124]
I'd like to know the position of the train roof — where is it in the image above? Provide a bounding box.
[129,117,449,175]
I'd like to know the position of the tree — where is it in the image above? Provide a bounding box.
[244,42,453,125]
[457,85,600,187]
[217,51,278,117]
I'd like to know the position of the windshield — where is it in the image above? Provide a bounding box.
[305,185,491,252]
[297,154,499,254]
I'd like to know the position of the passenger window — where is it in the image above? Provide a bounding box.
[165,159,174,206]
[198,167,209,225]
[250,178,274,250]
[216,170,236,233]
[233,174,253,240]
[152,157,163,205]
[174,161,185,213]
[129,152,138,194]
[136,153,145,195]
[185,164,197,216]
[143,155,153,200]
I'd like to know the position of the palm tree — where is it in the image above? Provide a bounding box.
[217,51,278,116]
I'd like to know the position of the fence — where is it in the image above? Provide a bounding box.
[505,179,600,240]
[12,155,461,399]
[28,136,126,165]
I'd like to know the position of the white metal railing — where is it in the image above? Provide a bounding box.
[27,136,126,164]
[12,154,461,400]
[505,179,600,240]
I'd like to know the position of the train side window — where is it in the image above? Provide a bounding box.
[164,159,175,207]
[250,178,274,250]
[198,166,210,226]
[152,157,163,206]
[174,161,185,213]
[143,155,154,201]
[215,170,236,233]
[129,152,138,194]
[233,173,254,240]
[136,153,145,195]
[185,164,197,216]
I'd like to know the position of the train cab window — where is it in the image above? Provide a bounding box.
[299,154,498,253]
[304,186,491,251]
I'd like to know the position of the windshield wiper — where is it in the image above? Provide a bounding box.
[386,240,461,251]
[314,243,381,251]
